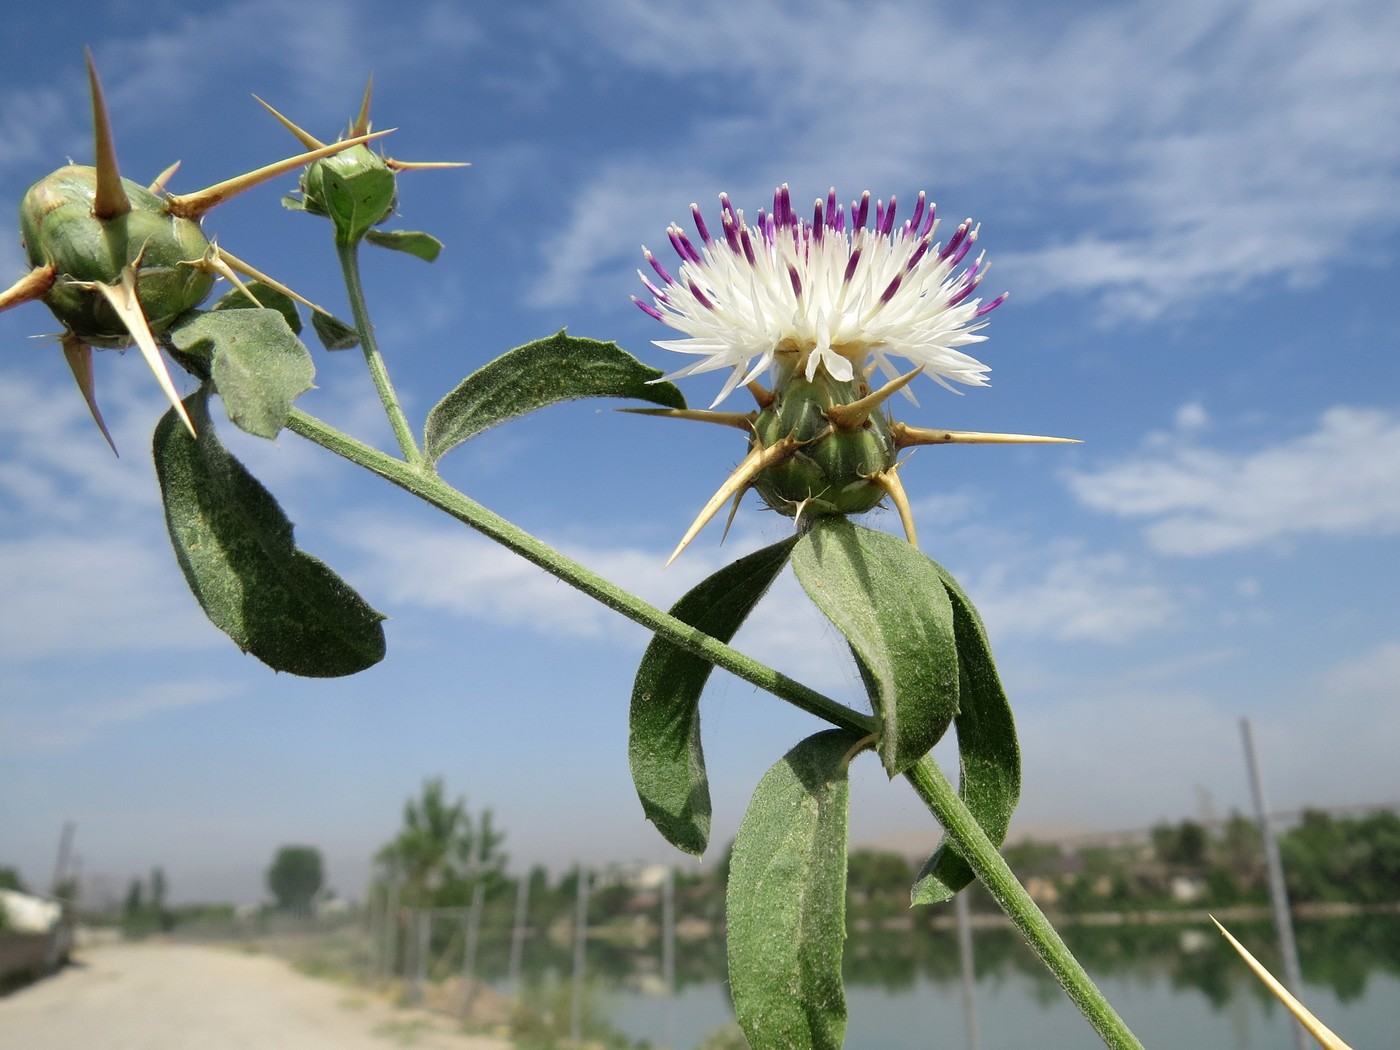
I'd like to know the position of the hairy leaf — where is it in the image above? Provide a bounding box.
[630,538,796,854]
[168,308,314,439]
[424,330,685,462]
[793,518,958,776]
[210,280,302,334]
[912,566,1021,903]
[365,228,442,262]
[728,730,860,1050]
[153,391,386,677]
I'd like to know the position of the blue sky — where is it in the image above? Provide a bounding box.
[2,0,1398,905]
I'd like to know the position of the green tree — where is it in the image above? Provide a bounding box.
[266,845,324,913]
[375,778,506,908]
[0,867,25,892]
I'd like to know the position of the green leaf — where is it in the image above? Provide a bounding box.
[365,228,442,262]
[792,518,959,776]
[311,310,360,350]
[912,566,1021,904]
[423,330,686,463]
[727,730,859,1050]
[153,391,387,677]
[210,280,302,334]
[630,538,796,855]
[168,308,314,439]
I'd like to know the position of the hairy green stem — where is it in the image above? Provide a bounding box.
[285,408,868,735]
[285,406,1141,1050]
[336,240,423,467]
[905,757,1145,1050]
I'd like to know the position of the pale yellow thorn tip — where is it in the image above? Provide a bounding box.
[252,95,325,151]
[352,74,374,139]
[385,159,471,172]
[667,437,799,565]
[61,334,117,455]
[90,270,195,437]
[872,470,918,548]
[148,160,182,194]
[163,129,395,218]
[827,367,923,430]
[1211,917,1353,1050]
[85,50,131,220]
[0,264,56,314]
[893,422,1081,449]
[199,245,262,307]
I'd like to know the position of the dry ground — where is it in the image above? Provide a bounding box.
[0,940,514,1050]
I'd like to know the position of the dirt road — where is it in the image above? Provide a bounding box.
[0,940,514,1050]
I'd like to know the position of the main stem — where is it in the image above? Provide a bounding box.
[285,408,1142,1049]
[905,758,1145,1050]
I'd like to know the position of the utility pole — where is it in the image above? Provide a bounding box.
[1240,717,1307,1050]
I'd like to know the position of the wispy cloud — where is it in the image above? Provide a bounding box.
[1068,405,1400,555]
[0,678,241,754]
[534,0,1400,320]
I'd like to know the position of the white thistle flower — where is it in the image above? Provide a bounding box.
[634,184,1006,407]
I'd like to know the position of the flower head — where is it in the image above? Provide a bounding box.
[635,184,1006,406]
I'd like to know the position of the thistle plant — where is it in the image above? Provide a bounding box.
[4,59,1152,1050]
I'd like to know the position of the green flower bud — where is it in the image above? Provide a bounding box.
[19,165,214,348]
[750,373,897,516]
[297,144,397,244]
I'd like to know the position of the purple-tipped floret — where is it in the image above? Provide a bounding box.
[691,203,712,244]
[688,280,715,310]
[975,291,1008,316]
[853,192,870,230]
[633,296,666,321]
[645,248,677,286]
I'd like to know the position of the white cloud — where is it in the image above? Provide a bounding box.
[961,550,1177,645]
[1069,406,1400,555]
[537,0,1400,320]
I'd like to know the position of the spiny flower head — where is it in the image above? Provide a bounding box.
[634,184,1007,407]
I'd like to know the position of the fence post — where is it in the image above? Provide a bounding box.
[507,874,530,994]
[569,868,591,1045]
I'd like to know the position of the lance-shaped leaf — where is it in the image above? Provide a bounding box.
[168,308,314,439]
[911,564,1021,904]
[153,391,386,677]
[727,730,860,1050]
[793,518,958,776]
[630,537,796,854]
[424,330,685,462]
[365,229,442,262]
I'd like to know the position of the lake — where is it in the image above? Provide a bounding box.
[509,914,1400,1048]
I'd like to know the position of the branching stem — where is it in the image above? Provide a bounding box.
[284,405,1143,1050]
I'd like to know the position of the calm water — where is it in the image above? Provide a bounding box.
[517,915,1400,1049]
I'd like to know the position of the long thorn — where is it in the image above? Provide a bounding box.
[893,422,1081,448]
[148,160,182,193]
[618,407,756,431]
[163,129,394,218]
[747,380,775,409]
[0,264,56,313]
[197,245,262,307]
[352,74,374,138]
[668,437,800,565]
[385,158,471,172]
[828,366,923,430]
[872,469,917,547]
[252,95,325,150]
[211,245,336,316]
[89,269,195,437]
[1212,918,1351,1050]
[86,50,131,220]
[61,333,117,455]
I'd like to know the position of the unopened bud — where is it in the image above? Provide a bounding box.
[750,374,897,516]
[19,166,213,347]
[297,145,397,245]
